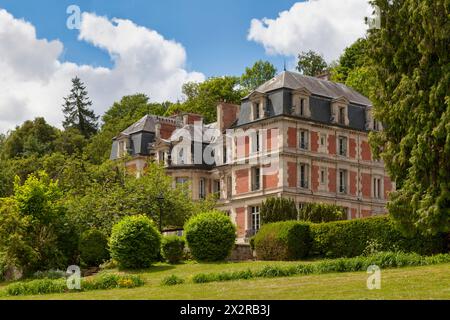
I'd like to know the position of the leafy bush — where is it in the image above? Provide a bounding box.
[32,269,66,280]
[260,197,298,224]
[161,236,185,264]
[189,252,450,284]
[81,273,144,290]
[310,216,445,258]
[161,274,185,286]
[184,211,236,262]
[6,278,66,296]
[5,273,145,296]
[253,221,311,260]
[109,215,161,269]
[99,259,118,270]
[298,203,346,223]
[79,229,110,267]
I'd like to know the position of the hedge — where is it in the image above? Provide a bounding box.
[252,216,445,260]
[310,216,445,258]
[253,221,312,260]
[191,252,450,284]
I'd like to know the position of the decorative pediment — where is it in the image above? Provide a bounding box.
[247,90,266,101]
[331,96,350,105]
[292,87,312,97]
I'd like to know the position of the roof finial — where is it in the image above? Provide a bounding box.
[283,59,286,72]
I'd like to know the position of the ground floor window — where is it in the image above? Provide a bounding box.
[250,206,260,232]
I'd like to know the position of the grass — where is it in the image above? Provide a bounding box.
[0,260,449,300]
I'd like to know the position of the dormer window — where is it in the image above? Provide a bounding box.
[253,102,261,120]
[300,99,305,116]
[331,97,349,126]
[292,89,311,117]
[338,107,346,125]
[118,139,128,157]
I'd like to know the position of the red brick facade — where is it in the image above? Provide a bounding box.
[349,138,356,158]
[361,173,371,198]
[349,171,357,196]
[310,131,319,152]
[361,140,371,161]
[328,168,336,193]
[287,127,297,148]
[235,169,249,194]
[311,165,319,192]
[235,207,246,237]
[328,134,336,154]
[287,162,297,187]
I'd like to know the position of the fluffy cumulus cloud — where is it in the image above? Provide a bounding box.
[247,0,372,62]
[0,9,204,133]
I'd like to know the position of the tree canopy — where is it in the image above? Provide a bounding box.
[296,50,328,76]
[367,0,450,235]
[62,76,99,139]
[240,60,277,91]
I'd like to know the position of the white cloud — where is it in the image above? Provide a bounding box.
[247,0,372,62]
[0,9,204,134]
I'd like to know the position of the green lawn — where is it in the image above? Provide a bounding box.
[1,261,449,300]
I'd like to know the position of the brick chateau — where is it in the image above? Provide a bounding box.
[111,71,394,242]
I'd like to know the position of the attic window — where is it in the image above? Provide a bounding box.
[300,99,305,116]
[338,107,346,125]
[253,102,261,120]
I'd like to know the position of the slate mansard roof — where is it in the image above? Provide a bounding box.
[237,71,372,130]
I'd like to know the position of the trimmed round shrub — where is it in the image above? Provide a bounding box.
[79,229,110,267]
[184,211,236,262]
[161,236,185,264]
[254,221,312,260]
[109,215,161,269]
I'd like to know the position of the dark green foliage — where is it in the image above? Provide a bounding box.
[32,269,66,280]
[296,50,328,76]
[1,118,58,160]
[253,221,312,260]
[184,211,236,262]
[161,274,185,286]
[260,197,298,224]
[62,77,98,139]
[190,252,450,284]
[366,0,450,234]
[310,216,445,258]
[79,229,110,267]
[109,215,161,269]
[240,60,277,91]
[161,236,185,264]
[298,203,346,223]
[168,77,245,122]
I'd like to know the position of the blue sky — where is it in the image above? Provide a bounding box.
[0,0,370,132]
[0,0,301,77]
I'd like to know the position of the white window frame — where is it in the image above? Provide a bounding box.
[373,176,383,199]
[338,136,348,156]
[251,206,261,232]
[338,169,348,194]
[299,130,309,150]
[251,166,261,191]
[299,163,309,189]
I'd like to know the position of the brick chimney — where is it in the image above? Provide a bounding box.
[217,102,240,132]
[315,70,331,81]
